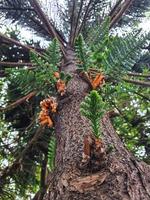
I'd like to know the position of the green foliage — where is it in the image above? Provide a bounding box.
[0,118,42,199]
[7,39,62,97]
[100,32,150,75]
[75,34,92,71]
[86,17,110,47]
[43,38,61,67]
[0,38,63,199]
[101,80,150,160]
[80,90,107,138]
[75,19,150,78]
[48,135,57,171]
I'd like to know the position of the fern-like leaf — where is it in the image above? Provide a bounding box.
[75,19,149,78]
[7,39,62,97]
[48,136,57,171]
[43,38,61,67]
[80,90,106,138]
[87,17,110,47]
[75,34,92,71]
[101,32,150,75]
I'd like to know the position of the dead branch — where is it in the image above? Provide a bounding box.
[0,91,36,112]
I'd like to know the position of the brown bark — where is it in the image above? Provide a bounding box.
[42,51,150,200]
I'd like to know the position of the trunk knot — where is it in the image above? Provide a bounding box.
[79,135,107,173]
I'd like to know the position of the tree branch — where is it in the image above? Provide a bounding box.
[109,0,134,29]
[127,72,150,78]
[29,0,67,57]
[37,155,48,200]
[0,61,34,68]
[24,12,51,38]
[133,91,150,101]
[77,0,93,36]
[72,0,84,44]
[0,6,34,11]
[109,0,123,19]
[0,32,42,56]
[123,78,150,87]
[69,0,76,45]
[29,0,58,39]
[0,91,36,112]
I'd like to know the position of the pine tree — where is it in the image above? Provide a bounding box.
[0,1,150,200]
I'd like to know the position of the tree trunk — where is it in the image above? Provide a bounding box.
[43,50,150,200]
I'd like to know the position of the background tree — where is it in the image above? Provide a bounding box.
[0,0,150,199]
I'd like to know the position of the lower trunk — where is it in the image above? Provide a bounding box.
[43,53,150,200]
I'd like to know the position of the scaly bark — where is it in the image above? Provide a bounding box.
[43,51,150,200]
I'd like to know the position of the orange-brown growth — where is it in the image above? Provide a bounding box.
[54,71,60,79]
[79,70,105,89]
[89,73,105,89]
[53,71,67,96]
[56,79,66,96]
[38,97,58,127]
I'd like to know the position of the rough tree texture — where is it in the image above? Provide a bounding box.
[43,51,150,200]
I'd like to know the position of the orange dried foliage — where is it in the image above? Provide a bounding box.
[39,111,53,127]
[40,98,57,113]
[38,97,57,127]
[53,71,66,95]
[54,71,60,79]
[90,73,105,89]
[56,79,66,96]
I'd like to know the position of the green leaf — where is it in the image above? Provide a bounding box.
[48,136,57,171]
[80,90,107,138]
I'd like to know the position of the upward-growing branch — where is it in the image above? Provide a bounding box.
[72,0,84,45]
[110,0,134,28]
[109,0,123,19]
[69,0,76,45]
[29,0,67,57]
[76,0,93,37]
